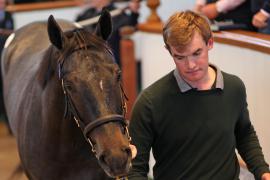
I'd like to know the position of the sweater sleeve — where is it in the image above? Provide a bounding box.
[128,92,154,180]
[235,82,270,180]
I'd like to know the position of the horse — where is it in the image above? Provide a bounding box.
[1,10,132,180]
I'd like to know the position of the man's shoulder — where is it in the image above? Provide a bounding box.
[142,71,176,96]
[222,71,243,84]
[133,71,176,115]
[221,71,246,92]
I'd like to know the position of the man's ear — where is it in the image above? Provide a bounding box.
[164,44,171,54]
[207,37,214,50]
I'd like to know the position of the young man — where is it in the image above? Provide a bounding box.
[128,10,270,180]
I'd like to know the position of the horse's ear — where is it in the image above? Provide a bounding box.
[95,9,112,41]
[47,15,67,50]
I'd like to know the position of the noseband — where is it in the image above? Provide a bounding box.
[57,30,131,155]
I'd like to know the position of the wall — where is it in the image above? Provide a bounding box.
[12,7,82,29]
[210,43,270,161]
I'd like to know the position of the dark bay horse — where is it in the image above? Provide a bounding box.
[1,10,132,180]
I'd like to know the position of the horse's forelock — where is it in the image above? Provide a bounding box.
[66,29,112,54]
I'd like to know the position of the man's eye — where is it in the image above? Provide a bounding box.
[176,56,185,60]
[193,51,201,56]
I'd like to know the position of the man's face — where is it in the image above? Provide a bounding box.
[169,32,213,84]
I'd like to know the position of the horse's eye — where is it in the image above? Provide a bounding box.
[64,81,73,91]
[66,85,73,91]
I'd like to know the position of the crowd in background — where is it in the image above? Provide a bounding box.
[194,0,270,34]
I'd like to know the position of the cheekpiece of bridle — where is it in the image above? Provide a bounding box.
[57,31,131,157]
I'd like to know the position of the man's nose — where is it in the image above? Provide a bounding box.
[185,57,196,69]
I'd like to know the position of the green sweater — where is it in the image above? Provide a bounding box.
[128,71,269,180]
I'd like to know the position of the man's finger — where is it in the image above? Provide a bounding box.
[129,144,137,159]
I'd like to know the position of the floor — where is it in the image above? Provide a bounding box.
[0,122,27,180]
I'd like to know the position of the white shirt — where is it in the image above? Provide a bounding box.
[195,0,246,13]
[261,9,270,18]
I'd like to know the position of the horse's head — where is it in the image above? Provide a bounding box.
[46,11,132,178]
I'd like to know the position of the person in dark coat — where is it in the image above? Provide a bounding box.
[76,0,140,67]
[0,0,13,50]
[252,0,270,34]
[194,0,255,31]
[0,0,13,132]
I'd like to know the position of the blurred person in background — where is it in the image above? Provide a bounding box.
[76,0,140,67]
[0,0,13,47]
[0,0,13,132]
[194,0,255,31]
[252,0,270,34]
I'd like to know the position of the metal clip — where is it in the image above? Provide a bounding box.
[125,126,132,142]
[61,79,66,95]
[87,138,96,153]
[73,116,80,127]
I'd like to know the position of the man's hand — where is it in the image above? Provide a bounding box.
[252,11,269,29]
[129,144,137,159]
[262,173,270,180]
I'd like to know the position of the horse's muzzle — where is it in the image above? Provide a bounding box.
[98,145,132,177]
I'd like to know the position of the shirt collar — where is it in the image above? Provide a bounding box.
[173,64,224,92]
